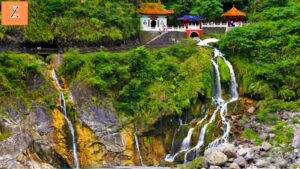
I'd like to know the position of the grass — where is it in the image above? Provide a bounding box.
[183,157,204,169]
[0,131,10,142]
[242,129,262,145]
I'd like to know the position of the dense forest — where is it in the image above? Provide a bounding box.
[0,0,298,45]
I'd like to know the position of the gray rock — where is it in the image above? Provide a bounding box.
[269,133,275,138]
[294,149,300,158]
[218,143,237,158]
[244,149,256,161]
[255,159,269,168]
[209,166,222,169]
[228,162,241,169]
[205,148,228,166]
[228,158,234,162]
[262,125,274,133]
[7,107,21,123]
[293,128,300,148]
[80,105,123,152]
[238,148,251,156]
[282,111,292,120]
[261,141,272,151]
[276,157,287,168]
[259,133,268,141]
[72,83,124,153]
[0,133,32,157]
[234,156,247,167]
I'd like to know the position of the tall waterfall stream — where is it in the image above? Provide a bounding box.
[165,38,239,163]
[51,68,80,169]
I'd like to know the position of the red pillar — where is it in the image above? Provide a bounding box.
[235,16,238,23]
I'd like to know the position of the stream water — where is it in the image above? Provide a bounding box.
[134,132,144,166]
[165,38,239,163]
[51,68,80,169]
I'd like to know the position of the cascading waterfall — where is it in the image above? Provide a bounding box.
[164,38,239,163]
[179,118,183,125]
[51,68,80,169]
[181,128,194,151]
[134,132,144,166]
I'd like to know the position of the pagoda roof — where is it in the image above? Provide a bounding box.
[222,5,246,17]
[177,15,205,21]
[139,2,174,15]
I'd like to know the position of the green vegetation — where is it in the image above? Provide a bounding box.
[219,1,300,101]
[0,131,10,142]
[0,0,139,44]
[0,52,56,117]
[256,99,300,123]
[183,157,204,169]
[60,41,212,127]
[242,129,262,145]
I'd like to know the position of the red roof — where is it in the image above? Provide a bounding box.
[139,2,174,15]
[222,5,246,17]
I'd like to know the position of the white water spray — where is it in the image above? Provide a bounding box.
[181,128,194,151]
[134,132,144,166]
[52,69,80,169]
[165,38,239,163]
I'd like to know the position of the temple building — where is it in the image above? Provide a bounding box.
[222,5,246,27]
[139,2,174,31]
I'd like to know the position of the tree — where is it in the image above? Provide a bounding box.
[191,0,223,20]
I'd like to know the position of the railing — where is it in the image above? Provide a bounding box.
[141,22,247,32]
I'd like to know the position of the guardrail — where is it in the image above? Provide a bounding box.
[142,22,247,32]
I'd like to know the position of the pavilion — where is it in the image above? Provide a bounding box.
[222,5,246,27]
[139,2,174,31]
[177,14,205,29]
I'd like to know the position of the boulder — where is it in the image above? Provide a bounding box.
[281,111,292,120]
[237,148,251,156]
[209,166,222,169]
[244,149,256,161]
[293,128,300,149]
[276,157,287,168]
[269,133,275,138]
[259,133,268,141]
[218,143,237,158]
[261,141,272,151]
[204,148,228,166]
[234,156,247,167]
[255,159,269,168]
[228,162,241,169]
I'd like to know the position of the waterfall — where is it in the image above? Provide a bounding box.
[52,68,62,90]
[51,68,80,169]
[181,128,194,151]
[211,59,223,104]
[134,132,144,166]
[179,118,183,125]
[164,38,239,163]
[220,56,239,100]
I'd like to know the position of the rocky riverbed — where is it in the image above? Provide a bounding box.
[200,110,300,169]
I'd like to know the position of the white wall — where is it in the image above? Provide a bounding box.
[141,15,168,31]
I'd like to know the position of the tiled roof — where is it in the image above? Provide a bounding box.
[139,2,174,15]
[222,6,246,17]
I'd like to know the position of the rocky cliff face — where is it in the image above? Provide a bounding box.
[0,69,67,169]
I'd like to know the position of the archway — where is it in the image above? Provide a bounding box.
[151,20,156,28]
[190,32,199,37]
